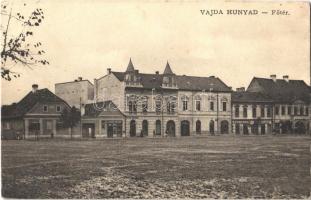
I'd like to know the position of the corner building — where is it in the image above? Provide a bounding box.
[91,59,232,138]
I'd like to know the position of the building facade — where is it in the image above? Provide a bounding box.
[1,84,77,139]
[232,89,273,135]
[245,75,311,134]
[87,59,233,138]
[55,77,94,109]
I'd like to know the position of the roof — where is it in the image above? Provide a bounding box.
[111,71,231,92]
[2,89,69,119]
[83,101,124,117]
[55,79,94,86]
[125,58,135,72]
[248,77,310,103]
[232,92,273,103]
[163,61,174,74]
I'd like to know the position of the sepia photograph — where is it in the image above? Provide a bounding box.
[1,0,310,199]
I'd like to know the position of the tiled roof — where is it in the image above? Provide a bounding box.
[83,101,124,117]
[1,89,69,119]
[232,92,273,103]
[111,71,231,92]
[248,77,310,103]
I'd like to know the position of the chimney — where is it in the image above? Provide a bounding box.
[270,74,277,82]
[78,77,82,81]
[107,68,111,74]
[155,71,159,75]
[283,75,289,82]
[32,84,38,93]
[236,87,245,92]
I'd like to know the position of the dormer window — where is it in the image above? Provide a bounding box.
[43,105,48,112]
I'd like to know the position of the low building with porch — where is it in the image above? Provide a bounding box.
[81,101,126,138]
[1,84,76,139]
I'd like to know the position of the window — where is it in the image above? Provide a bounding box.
[267,107,271,117]
[29,120,40,131]
[294,106,298,115]
[56,121,64,130]
[43,105,48,112]
[275,106,279,115]
[182,100,188,111]
[252,106,256,118]
[300,107,304,116]
[3,122,10,130]
[222,102,227,112]
[101,121,106,129]
[128,101,137,113]
[235,105,239,117]
[56,106,61,112]
[260,107,265,117]
[196,101,201,111]
[210,102,214,111]
[281,106,285,115]
[243,106,247,118]
[306,107,309,116]
[235,123,240,134]
[196,120,201,133]
[167,102,175,114]
[46,121,53,130]
[155,101,161,114]
[288,106,292,115]
[142,101,148,113]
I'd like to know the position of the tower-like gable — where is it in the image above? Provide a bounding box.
[162,61,177,88]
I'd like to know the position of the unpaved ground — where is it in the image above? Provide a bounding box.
[2,136,311,198]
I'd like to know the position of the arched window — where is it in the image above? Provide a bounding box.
[181,120,190,136]
[196,120,201,134]
[209,120,214,134]
[130,120,136,137]
[155,120,161,135]
[220,120,229,134]
[142,120,148,136]
[166,120,175,137]
[235,123,240,134]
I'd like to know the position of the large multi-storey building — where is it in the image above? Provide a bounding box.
[231,75,311,135]
[84,59,233,138]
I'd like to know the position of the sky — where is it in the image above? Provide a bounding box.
[1,0,310,105]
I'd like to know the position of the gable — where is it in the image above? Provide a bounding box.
[26,101,70,115]
[247,79,264,93]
